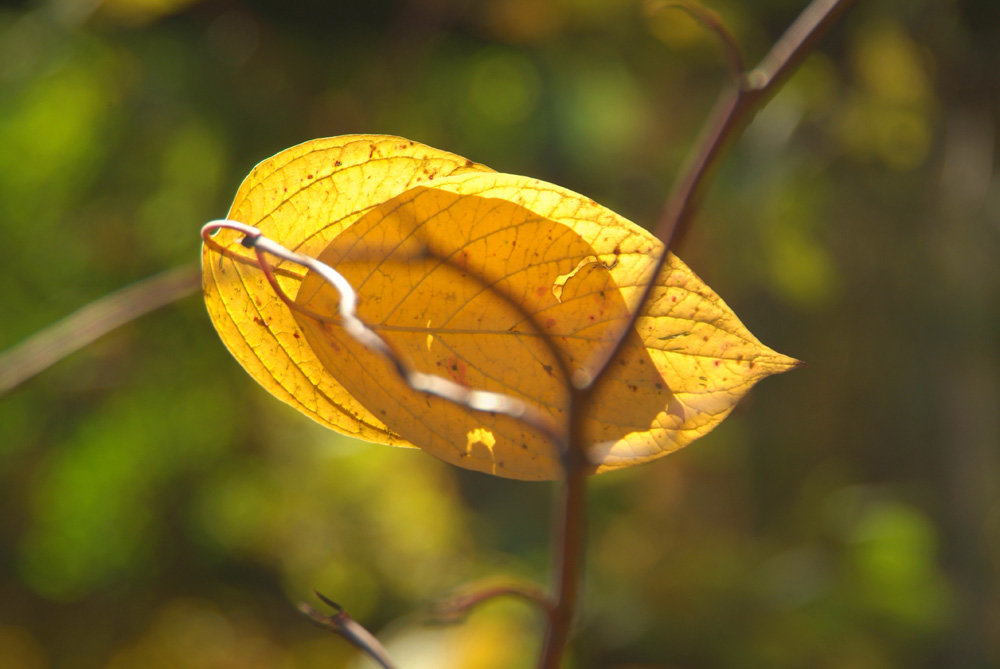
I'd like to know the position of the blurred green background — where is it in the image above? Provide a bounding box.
[1,0,998,666]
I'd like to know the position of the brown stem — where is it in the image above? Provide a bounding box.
[586,0,853,402]
[648,1,747,81]
[536,1,854,666]
[654,0,855,245]
[539,430,588,669]
[431,583,551,623]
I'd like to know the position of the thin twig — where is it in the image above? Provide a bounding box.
[203,232,305,280]
[750,0,855,93]
[584,0,854,402]
[430,582,551,623]
[0,265,201,395]
[299,592,399,669]
[655,0,856,246]
[536,1,854,667]
[646,0,746,81]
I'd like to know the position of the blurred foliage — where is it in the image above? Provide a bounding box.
[1,0,998,667]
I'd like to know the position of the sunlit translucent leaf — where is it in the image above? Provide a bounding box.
[203,136,491,449]
[203,135,797,480]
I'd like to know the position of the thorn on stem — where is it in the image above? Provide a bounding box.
[299,593,398,669]
[314,590,344,612]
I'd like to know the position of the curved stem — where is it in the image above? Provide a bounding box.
[431,583,551,623]
[647,0,746,81]
[202,220,566,445]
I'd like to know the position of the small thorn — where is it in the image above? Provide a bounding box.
[315,590,343,611]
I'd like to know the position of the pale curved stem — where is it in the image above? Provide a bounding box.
[202,220,566,445]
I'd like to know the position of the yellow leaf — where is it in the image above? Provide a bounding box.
[203,135,797,480]
[202,135,491,448]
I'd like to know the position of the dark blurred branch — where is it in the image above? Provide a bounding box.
[300,593,398,669]
[0,265,200,395]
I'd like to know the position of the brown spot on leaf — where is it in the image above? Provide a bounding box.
[445,356,468,385]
